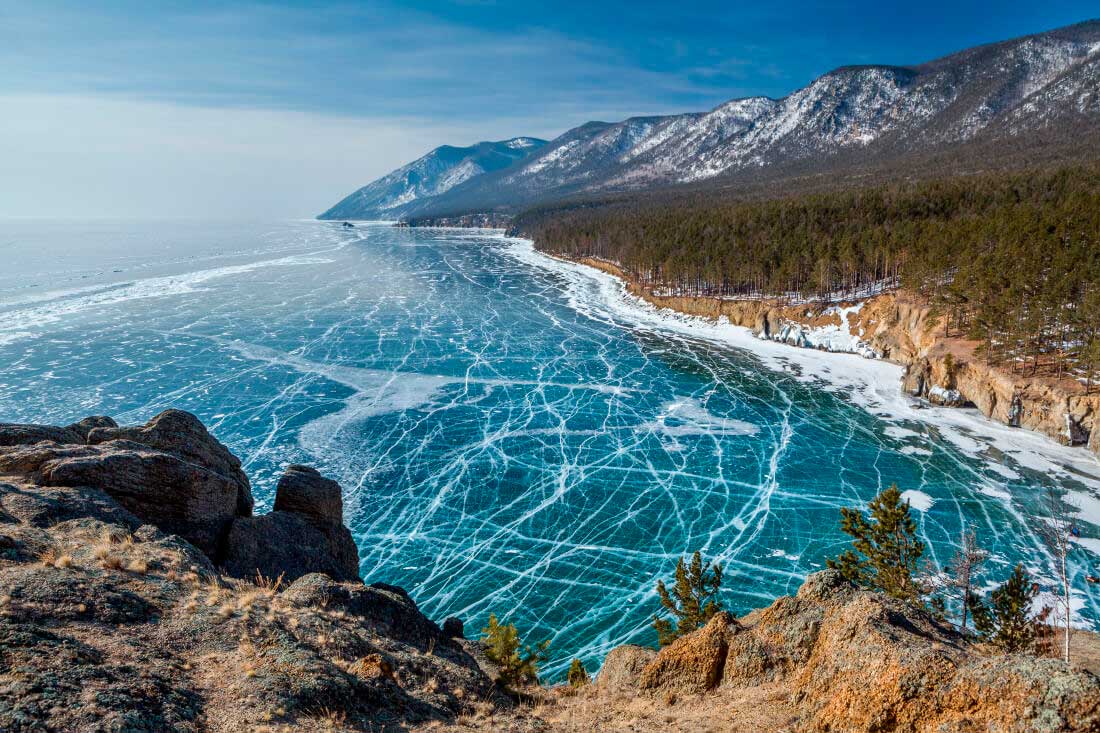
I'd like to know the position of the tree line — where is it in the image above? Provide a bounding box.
[513,165,1100,385]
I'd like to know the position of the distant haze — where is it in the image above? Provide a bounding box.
[1,1,1097,219]
[0,94,542,220]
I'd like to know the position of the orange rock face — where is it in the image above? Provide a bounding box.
[639,612,738,694]
[599,571,1100,732]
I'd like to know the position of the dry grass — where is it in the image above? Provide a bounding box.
[88,529,159,573]
[312,707,348,730]
[1071,628,1100,676]
[38,546,74,569]
[99,554,124,571]
[411,683,796,732]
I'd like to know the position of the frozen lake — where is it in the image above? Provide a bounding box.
[2,219,1098,678]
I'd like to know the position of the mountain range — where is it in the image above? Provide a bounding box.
[318,137,546,220]
[319,20,1100,221]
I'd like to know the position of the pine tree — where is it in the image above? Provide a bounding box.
[653,551,724,647]
[481,613,550,687]
[967,564,1041,653]
[567,658,590,688]
[826,484,925,602]
[941,352,957,387]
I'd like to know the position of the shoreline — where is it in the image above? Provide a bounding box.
[519,243,1100,461]
[386,221,1100,471]
[495,233,1100,513]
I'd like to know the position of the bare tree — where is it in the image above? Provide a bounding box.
[947,526,987,635]
[1039,487,1074,663]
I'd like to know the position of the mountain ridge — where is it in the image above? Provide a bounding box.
[317,136,547,220]
[322,18,1100,221]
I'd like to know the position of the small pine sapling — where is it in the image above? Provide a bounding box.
[967,564,1043,653]
[481,613,550,687]
[827,484,926,603]
[653,550,724,647]
[567,658,590,688]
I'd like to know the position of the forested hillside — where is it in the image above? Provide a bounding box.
[514,165,1100,385]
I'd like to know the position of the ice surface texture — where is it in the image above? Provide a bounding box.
[1,220,1098,679]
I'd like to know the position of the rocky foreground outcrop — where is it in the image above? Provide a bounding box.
[3,410,1099,731]
[0,410,495,731]
[596,570,1100,732]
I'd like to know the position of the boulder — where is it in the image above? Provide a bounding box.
[597,644,657,694]
[0,416,116,447]
[44,444,242,559]
[222,465,358,583]
[87,410,253,516]
[609,570,1100,732]
[639,612,737,695]
[272,464,342,523]
[442,617,465,639]
[223,511,359,583]
[281,573,440,649]
[0,411,253,560]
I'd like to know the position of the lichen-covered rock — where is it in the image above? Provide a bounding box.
[17,442,244,559]
[281,573,441,649]
[639,612,738,695]
[0,411,498,732]
[222,465,358,583]
[608,570,1100,732]
[597,644,658,694]
[0,415,117,447]
[87,409,253,515]
[0,410,252,559]
[0,620,203,732]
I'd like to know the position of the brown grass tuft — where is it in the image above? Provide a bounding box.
[38,546,72,569]
[99,554,124,571]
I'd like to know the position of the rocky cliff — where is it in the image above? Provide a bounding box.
[578,570,1100,732]
[0,410,496,731]
[3,410,1098,732]
[572,256,1100,458]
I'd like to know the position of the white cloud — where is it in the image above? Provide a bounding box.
[0,94,533,219]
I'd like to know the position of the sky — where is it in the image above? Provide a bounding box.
[1,1,1097,219]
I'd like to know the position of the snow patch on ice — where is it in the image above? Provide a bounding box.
[901,490,935,512]
[640,397,759,438]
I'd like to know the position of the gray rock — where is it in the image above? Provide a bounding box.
[34,442,243,559]
[87,410,253,516]
[282,573,440,649]
[0,416,116,447]
[597,644,657,694]
[222,464,358,583]
[272,464,343,524]
[442,617,465,639]
[223,510,359,583]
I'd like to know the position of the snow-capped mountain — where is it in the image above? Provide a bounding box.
[322,20,1100,220]
[317,137,546,220]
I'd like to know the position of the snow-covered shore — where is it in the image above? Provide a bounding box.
[500,235,1100,525]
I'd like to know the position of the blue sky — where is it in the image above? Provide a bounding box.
[1,1,1097,217]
